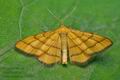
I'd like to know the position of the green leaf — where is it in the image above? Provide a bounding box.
[0,0,120,80]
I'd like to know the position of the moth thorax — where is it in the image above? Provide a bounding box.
[56,25,70,33]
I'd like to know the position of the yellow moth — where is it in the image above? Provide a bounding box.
[16,25,112,65]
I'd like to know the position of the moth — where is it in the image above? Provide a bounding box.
[16,25,112,65]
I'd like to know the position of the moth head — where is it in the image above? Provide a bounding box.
[55,25,70,33]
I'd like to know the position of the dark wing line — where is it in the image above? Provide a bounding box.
[71,30,112,48]
[33,36,60,49]
[34,31,55,42]
[71,39,106,56]
[71,30,97,41]
[21,41,60,57]
[34,32,60,49]
[68,31,106,57]
[71,30,111,46]
[70,30,107,49]
[69,31,94,48]
[70,30,112,56]
[19,32,60,57]
[68,34,84,53]
[36,33,61,58]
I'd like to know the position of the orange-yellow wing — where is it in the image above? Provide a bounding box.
[68,29,112,64]
[16,32,61,64]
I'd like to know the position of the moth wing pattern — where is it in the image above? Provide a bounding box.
[68,29,112,63]
[16,31,62,64]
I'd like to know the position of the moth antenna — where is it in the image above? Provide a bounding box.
[47,8,64,25]
[61,5,77,22]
